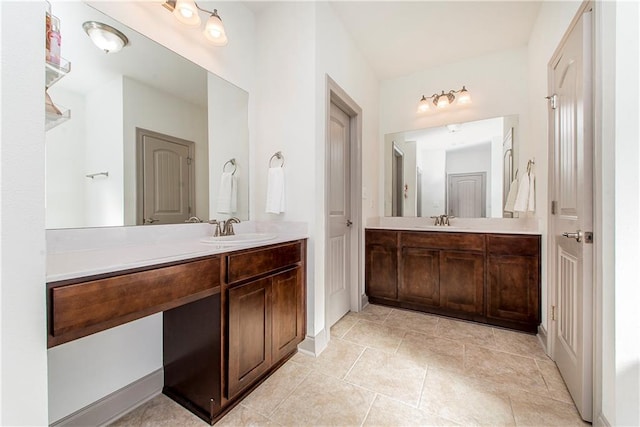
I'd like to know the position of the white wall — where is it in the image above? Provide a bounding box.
[84,77,124,227]
[420,148,446,217]
[45,88,86,228]
[122,76,209,224]
[0,2,49,425]
[526,0,582,340]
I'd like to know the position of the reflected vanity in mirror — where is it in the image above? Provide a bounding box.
[384,115,518,219]
[45,2,249,229]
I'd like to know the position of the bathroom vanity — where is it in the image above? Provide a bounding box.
[47,237,306,425]
[366,227,540,332]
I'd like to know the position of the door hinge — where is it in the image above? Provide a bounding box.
[187,157,192,165]
[551,305,556,321]
[551,200,557,215]
[546,94,558,110]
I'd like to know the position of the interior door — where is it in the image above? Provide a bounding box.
[447,172,486,218]
[327,102,352,327]
[549,8,593,422]
[137,129,194,225]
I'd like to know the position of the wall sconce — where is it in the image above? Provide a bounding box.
[417,86,471,112]
[162,0,228,46]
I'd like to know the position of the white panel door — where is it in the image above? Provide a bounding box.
[327,102,351,327]
[550,8,593,422]
[140,130,194,225]
[448,172,486,218]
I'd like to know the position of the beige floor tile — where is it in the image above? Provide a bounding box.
[291,338,365,379]
[397,331,464,372]
[216,404,279,426]
[464,344,548,395]
[384,308,440,335]
[420,367,516,426]
[241,360,311,417]
[342,319,406,353]
[350,304,393,323]
[436,318,497,348]
[344,347,427,406]
[109,394,206,427]
[493,328,549,360]
[270,370,375,426]
[330,313,359,338]
[363,394,460,426]
[536,358,575,404]
[510,392,589,426]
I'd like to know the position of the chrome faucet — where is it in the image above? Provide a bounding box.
[185,216,203,223]
[430,214,455,226]
[221,217,241,236]
[209,219,222,237]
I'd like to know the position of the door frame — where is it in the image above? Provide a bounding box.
[135,127,196,225]
[546,0,595,418]
[324,76,363,335]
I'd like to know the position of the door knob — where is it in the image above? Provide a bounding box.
[144,218,159,224]
[562,230,583,242]
[346,220,353,227]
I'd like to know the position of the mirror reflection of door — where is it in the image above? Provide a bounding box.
[447,172,486,217]
[136,128,195,225]
[392,143,404,216]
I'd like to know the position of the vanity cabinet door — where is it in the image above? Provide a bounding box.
[439,251,485,316]
[486,234,541,332]
[271,267,304,361]
[227,277,272,399]
[398,247,440,307]
[365,230,398,300]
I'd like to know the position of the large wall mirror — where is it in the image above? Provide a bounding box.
[384,115,519,219]
[45,2,249,229]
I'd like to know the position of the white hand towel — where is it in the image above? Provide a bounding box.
[527,170,535,212]
[513,172,530,212]
[217,172,237,213]
[265,167,285,214]
[504,178,519,213]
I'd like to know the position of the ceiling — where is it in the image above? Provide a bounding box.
[328,1,542,80]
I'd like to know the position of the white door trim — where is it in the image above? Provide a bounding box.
[325,76,363,337]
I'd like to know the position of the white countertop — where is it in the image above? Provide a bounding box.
[366,217,542,235]
[47,222,308,282]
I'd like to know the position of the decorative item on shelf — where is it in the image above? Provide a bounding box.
[417,86,472,112]
[82,21,129,53]
[162,0,228,46]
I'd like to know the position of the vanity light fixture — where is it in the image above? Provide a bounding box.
[162,0,228,46]
[417,86,472,112]
[82,21,129,53]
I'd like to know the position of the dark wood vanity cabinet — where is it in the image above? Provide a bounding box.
[366,229,540,332]
[225,241,306,403]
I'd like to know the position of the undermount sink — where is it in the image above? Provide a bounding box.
[200,233,278,245]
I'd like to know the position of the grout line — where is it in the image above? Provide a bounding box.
[416,364,430,410]
[507,395,518,426]
[260,365,313,418]
[343,345,367,379]
[359,393,378,427]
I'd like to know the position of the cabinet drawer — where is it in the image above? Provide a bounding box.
[487,234,540,256]
[227,242,302,285]
[49,257,220,346]
[401,231,485,252]
[365,230,398,247]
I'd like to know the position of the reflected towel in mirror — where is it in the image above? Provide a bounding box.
[265,167,285,214]
[217,172,237,213]
[504,178,519,213]
[514,170,535,213]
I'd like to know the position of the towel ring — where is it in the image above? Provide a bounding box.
[269,151,285,168]
[223,159,237,175]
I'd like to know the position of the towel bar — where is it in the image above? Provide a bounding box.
[223,159,237,175]
[269,151,285,168]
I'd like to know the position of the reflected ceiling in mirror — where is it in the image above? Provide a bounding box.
[45,2,249,229]
[384,115,519,219]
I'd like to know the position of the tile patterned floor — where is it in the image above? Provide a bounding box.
[110,305,589,426]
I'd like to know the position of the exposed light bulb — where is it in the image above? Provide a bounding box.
[173,0,201,26]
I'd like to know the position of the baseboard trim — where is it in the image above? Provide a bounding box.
[361,294,369,310]
[50,369,163,427]
[298,328,329,357]
[595,412,611,427]
[537,324,549,355]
